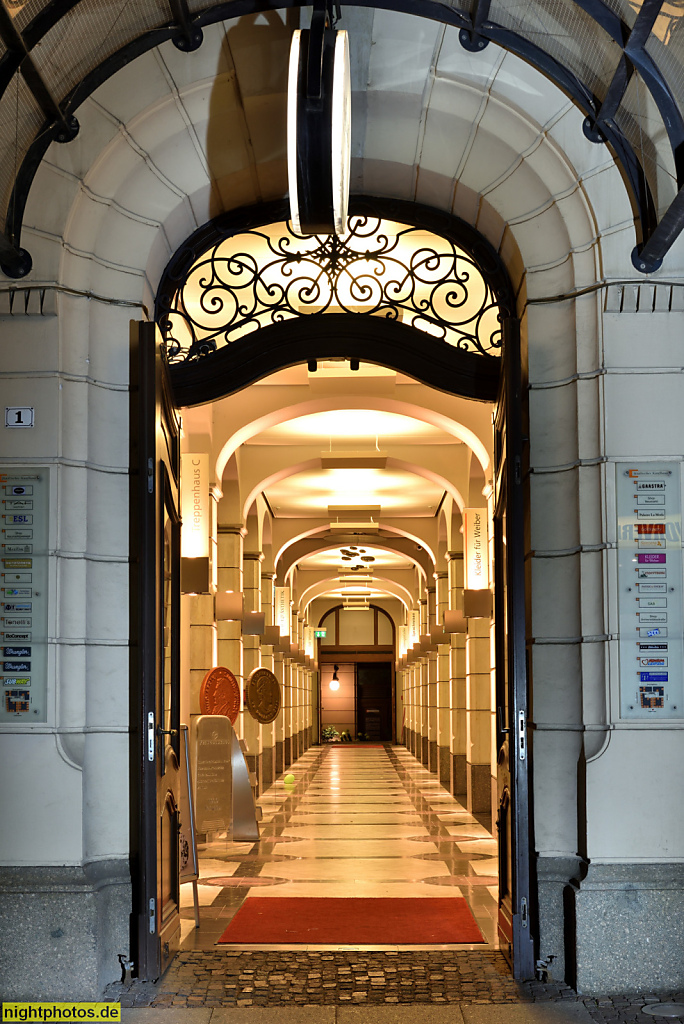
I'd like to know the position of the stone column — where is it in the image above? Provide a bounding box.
[410,660,421,758]
[435,570,449,626]
[447,550,466,797]
[242,551,263,793]
[428,649,438,774]
[427,584,437,633]
[260,570,276,788]
[260,643,276,790]
[420,596,428,636]
[465,615,492,812]
[274,650,285,776]
[419,656,429,765]
[450,633,467,798]
[188,594,215,715]
[437,642,451,788]
[217,525,245,737]
[283,658,292,768]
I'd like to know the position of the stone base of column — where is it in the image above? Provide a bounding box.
[421,734,429,766]
[284,735,291,768]
[536,854,583,986]
[275,740,284,776]
[429,738,438,775]
[571,863,684,994]
[438,744,450,788]
[0,861,131,1000]
[451,752,467,798]
[466,762,490,812]
[261,745,274,790]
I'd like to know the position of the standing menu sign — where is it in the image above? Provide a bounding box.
[617,463,683,719]
[0,469,48,723]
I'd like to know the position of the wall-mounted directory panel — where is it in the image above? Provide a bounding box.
[617,463,683,720]
[0,469,48,723]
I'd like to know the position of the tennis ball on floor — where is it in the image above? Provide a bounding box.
[283,773,295,785]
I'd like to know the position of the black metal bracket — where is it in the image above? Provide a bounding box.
[169,0,203,52]
[459,0,490,53]
[0,233,32,279]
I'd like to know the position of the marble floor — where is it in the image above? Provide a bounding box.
[179,744,499,951]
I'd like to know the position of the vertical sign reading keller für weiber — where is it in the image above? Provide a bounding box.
[0,470,48,723]
[617,463,683,719]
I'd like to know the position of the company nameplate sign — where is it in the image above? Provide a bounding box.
[0,469,48,723]
[616,463,683,720]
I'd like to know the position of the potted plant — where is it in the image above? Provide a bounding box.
[321,725,340,742]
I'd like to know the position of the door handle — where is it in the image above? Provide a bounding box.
[156,727,178,737]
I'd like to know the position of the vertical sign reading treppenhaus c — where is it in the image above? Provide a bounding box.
[181,453,209,559]
[0,469,48,723]
[617,463,683,719]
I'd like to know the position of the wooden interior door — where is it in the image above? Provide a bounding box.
[130,321,182,981]
[356,662,392,740]
[493,317,535,979]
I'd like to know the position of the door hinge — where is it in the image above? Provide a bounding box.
[521,895,528,928]
[147,711,155,761]
[518,709,526,760]
[147,457,154,494]
[148,897,155,934]
[514,455,522,485]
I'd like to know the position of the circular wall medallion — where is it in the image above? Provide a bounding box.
[199,666,240,723]
[245,666,281,724]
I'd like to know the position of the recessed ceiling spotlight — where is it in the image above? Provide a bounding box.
[361,556,374,562]
[341,556,352,561]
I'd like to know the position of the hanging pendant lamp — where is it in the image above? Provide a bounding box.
[287,2,351,236]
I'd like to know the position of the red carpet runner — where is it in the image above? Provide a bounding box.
[217,897,484,944]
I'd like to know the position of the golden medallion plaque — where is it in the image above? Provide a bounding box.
[199,666,241,724]
[245,666,281,724]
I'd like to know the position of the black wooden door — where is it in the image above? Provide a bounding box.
[356,662,392,740]
[493,317,535,979]
[130,321,182,981]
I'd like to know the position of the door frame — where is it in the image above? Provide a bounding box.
[131,201,536,981]
[493,317,535,979]
[129,320,183,982]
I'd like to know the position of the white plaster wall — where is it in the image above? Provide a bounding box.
[0,298,131,867]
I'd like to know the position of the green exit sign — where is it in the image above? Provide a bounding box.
[314,629,327,638]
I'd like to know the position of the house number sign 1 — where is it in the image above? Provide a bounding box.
[5,407,34,428]
[616,463,683,720]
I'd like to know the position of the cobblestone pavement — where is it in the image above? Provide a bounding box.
[111,949,684,1023]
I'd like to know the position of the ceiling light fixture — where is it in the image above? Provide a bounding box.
[287,0,351,236]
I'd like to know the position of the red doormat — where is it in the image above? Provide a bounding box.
[217,897,484,944]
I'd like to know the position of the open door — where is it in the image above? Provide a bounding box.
[130,321,182,981]
[493,317,535,979]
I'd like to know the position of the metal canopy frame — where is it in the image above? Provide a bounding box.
[0,0,683,276]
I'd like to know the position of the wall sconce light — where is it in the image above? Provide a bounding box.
[329,664,340,691]
[287,0,351,235]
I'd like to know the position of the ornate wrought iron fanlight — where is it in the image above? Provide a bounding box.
[157,211,503,366]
